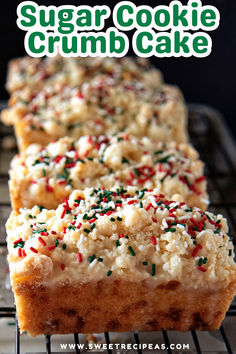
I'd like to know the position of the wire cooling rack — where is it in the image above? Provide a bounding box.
[0,103,235,353]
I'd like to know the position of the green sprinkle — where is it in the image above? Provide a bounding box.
[151,264,156,276]
[110,217,115,222]
[117,216,122,221]
[74,199,81,204]
[143,261,148,266]
[214,228,221,234]
[82,214,88,220]
[229,249,232,256]
[98,257,103,262]
[84,228,91,234]
[115,240,120,247]
[198,258,203,266]
[133,168,141,177]
[77,158,85,164]
[139,191,145,199]
[107,270,112,276]
[154,150,163,155]
[160,175,167,183]
[62,244,67,250]
[183,175,190,186]
[165,228,176,232]
[38,205,46,212]
[55,239,59,247]
[13,241,25,248]
[128,246,136,256]
[32,228,47,234]
[32,159,40,166]
[91,223,96,230]
[198,257,208,266]
[42,168,46,177]
[88,254,96,263]
[28,214,36,219]
[156,200,162,206]
[122,157,129,164]
[158,155,171,163]
[125,235,129,239]
[68,225,76,230]
[68,122,82,130]
[185,208,193,212]
[139,202,143,208]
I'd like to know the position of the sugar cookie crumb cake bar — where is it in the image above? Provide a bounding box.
[6,187,236,336]
[2,76,187,151]
[9,134,208,210]
[6,56,163,94]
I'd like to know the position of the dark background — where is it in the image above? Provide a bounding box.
[0,0,235,137]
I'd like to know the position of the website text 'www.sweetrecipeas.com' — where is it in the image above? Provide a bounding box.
[60,342,190,351]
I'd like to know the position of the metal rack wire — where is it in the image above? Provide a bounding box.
[0,103,235,353]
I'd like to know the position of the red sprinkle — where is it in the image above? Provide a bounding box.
[30,247,38,254]
[77,223,82,229]
[14,238,22,245]
[46,185,54,193]
[22,249,27,257]
[51,231,57,235]
[152,217,157,223]
[198,265,207,272]
[127,200,137,205]
[38,237,46,246]
[61,264,65,270]
[48,245,56,251]
[192,244,202,257]
[65,163,76,168]
[195,176,206,183]
[29,180,37,184]
[76,91,84,99]
[63,227,66,234]
[145,203,153,211]
[88,218,96,224]
[58,180,67,185]
[119,234,124,238]
[77,253,83,263]
[61,208,66,219]
[18,248,22,257]
[151,236,157,245]
[53,155,63,163]
[40,232,49,236]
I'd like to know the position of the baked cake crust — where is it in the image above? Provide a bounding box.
[2,79,188,151]
[13,279,236,336]
[9,135,208,210]
[6,56,162,94]
[6,187,236,336]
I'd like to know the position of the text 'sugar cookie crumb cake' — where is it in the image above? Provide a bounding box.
[6,187,236,336]
[2,75,188,151]
[9,134,208,210]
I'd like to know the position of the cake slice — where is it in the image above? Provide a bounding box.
[9,134,207,210]
[6,187,236,336]
[1,76,187,151]
[5,56,162,94]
